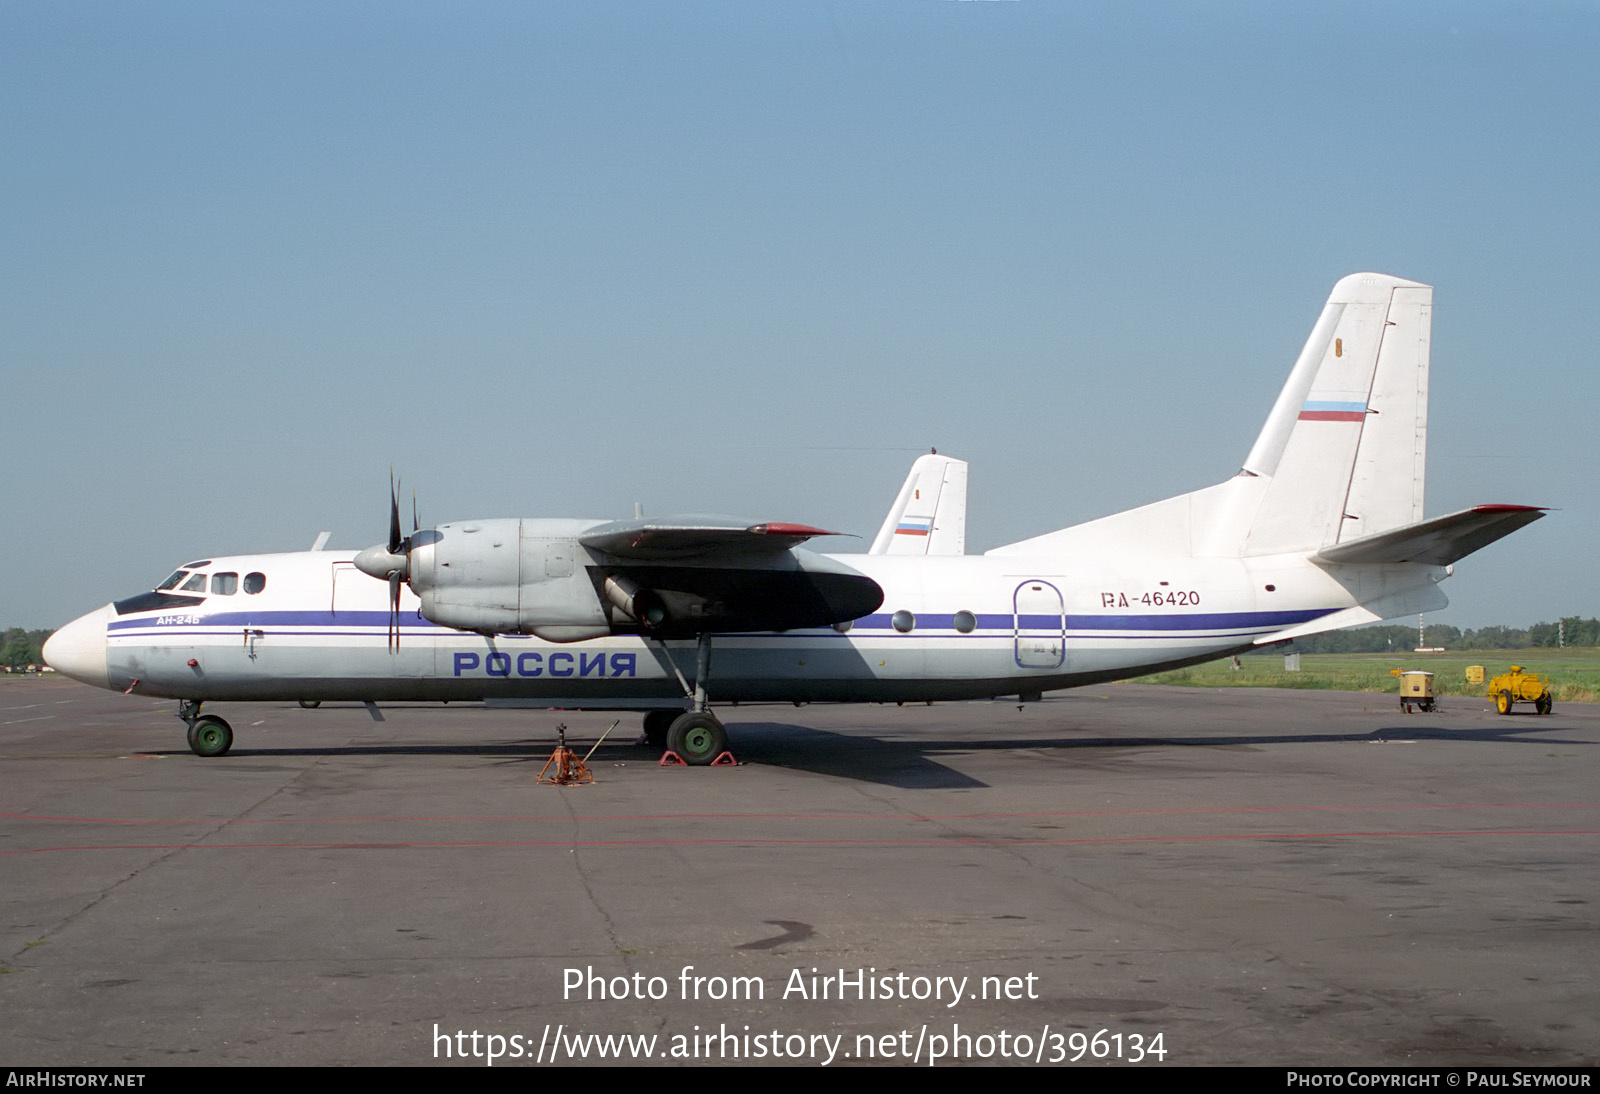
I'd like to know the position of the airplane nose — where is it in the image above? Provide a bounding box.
[43,605,112,690]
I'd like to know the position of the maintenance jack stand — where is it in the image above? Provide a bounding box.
[538,721,620,785]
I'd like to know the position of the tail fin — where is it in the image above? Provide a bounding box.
[869,452,968,555]
[1238,272,1432,555]
[989,273,1436,560]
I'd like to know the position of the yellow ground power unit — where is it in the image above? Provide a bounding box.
[1485,665,1554,716]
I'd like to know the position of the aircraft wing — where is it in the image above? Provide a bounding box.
[1313,505,1546,567]
[576,517,879,637]
[579,517,849,559]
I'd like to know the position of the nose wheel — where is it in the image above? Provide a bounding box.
[178,701,234,757]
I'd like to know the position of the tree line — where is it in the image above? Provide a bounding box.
[1271,617,1600,655]
[1,629,54,670]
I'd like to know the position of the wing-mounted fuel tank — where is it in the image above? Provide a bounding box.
[406,518,612,641]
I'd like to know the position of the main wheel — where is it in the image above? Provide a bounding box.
[1536,694,1553,716]
[642,709,677,747]
[298,699,321,709]
[1495,689,1513,716]
[187,715,233,757]
[666,712,727,766]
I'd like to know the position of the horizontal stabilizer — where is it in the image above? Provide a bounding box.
[1312,505,1545,567]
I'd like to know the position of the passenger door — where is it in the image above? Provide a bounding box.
[1013,580,1065,669]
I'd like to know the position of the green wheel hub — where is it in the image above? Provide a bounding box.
[666,713,728,766]
[186,716,233,758]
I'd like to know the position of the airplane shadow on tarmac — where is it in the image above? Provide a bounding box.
[150,714,1589,791]
[713,718,1589,787]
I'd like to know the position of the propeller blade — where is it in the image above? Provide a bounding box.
[388,571,402,651]
[388,471,403,555]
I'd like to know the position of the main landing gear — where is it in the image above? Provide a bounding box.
[178,700,233,757]
[641,709,730,765]
[642,633,732,766]
[665,711,728,766]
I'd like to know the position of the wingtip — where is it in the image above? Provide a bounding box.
[746,523,851,538]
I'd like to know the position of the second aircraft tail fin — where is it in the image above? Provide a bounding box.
[869,452,968,555]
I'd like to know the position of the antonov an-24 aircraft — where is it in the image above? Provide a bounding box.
[46,274,1543,764]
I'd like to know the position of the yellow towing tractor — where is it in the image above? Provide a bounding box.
[1485,665,1554,715]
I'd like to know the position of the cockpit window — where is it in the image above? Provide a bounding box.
[119,565,214,615]
[211,572,238,595]
[243,572,267,595]
[184,560,213,569]
[114,591,205,615]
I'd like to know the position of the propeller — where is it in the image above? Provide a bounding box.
[355,471,418,652]
[388,472,403,555]
[387,572,403,652]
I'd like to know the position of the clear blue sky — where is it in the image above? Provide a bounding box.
[4,2,1595,631]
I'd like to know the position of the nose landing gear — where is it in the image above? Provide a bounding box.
[178,700,233,757]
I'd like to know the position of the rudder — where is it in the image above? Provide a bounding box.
[1240,273,1432,556]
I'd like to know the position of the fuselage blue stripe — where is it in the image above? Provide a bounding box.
[852,609,1329,632]
[109,606,1334,637]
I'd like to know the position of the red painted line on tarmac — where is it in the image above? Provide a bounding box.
[4,802,1595,826]
[3,829,1595,856]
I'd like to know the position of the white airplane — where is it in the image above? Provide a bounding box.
[45,273,1543,764]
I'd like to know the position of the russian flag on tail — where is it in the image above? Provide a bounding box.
[1298,399,1367,422]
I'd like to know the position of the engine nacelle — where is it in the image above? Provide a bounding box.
[400,516,883,641]
[409,518,612,641]
[601,574,669,630]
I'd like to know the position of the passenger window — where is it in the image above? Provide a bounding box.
[953,610,976,634]
[243,572,267,595]
[180,572,208,592]
[211,573,238,596]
